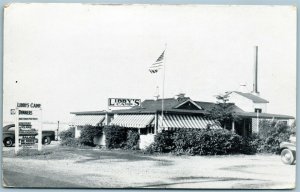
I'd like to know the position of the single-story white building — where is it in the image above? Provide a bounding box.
[70,94,294,149]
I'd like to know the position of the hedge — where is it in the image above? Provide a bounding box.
[104,125,141,150]
[59,126,103,147]
[104,125,128,149]
[59,127,75,140]
[146,129,258,155]
[257,120,292,154]
[79,125,103,146]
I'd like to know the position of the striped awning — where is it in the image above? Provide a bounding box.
[110,114,155,128]
[158,114,221,129]
[71,115,105,126]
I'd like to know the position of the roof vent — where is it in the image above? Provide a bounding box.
[175,93,185,99]
[239,83,248,93]
[175,93,189,102]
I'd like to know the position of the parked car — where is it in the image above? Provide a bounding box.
[3,124,56,147]
[280,135,296,165]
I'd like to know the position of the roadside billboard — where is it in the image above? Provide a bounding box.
[15,102,42,153]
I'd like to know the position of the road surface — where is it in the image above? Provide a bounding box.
[2,145,296,189]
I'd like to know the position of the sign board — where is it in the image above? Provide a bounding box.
[20,135,36,145]
[15,102,42,153]
[108,98,141,107]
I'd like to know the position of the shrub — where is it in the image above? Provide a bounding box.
[79,125,103,146]
[59,127,75,140]
[60,137,80,147]
[144,143,158,154]
[104,125,128,149]
[154,130,176,153]
[258,120,292,154]
[240,133,260,155]
[59,127,80,147]
[145,130,175,153]
[125,130,140,150]
[145,128,257,155]
[172,129,244,155]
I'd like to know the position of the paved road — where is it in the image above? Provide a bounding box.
[2,147,296,189]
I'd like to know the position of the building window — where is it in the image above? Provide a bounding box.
[140,128,147,135]
[254,108,262,113]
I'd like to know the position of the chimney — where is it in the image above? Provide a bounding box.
[175,93,185,99]
[175,93,189,102]
[252,46,260,96]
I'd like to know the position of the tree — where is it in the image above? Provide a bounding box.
[290,120,296,134]
[206,92,240,129]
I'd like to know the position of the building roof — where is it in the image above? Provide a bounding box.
[70,97,245,115]
[232,91,269,103]
[111,97,244,114]
[70,97,293,120]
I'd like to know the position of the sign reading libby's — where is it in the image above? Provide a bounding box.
[108,98,141,107]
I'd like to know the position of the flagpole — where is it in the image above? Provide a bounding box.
[161,43,167,129]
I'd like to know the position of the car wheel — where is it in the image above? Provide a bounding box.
[43,137,51,145]
[281,149,295,165]
[3,138,14,147]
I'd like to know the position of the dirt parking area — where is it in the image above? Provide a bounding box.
[2,144,296,189]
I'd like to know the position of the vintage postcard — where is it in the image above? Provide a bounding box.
[2,4,296,189]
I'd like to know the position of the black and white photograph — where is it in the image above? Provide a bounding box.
[2,3,297,189]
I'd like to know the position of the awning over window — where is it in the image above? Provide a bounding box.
[110,114,155,128]
[71,115,105,126]
[158,114,221,129]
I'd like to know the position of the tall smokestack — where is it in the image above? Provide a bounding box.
[252,46,259,95]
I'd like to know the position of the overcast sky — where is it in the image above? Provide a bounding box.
[3,4,296,123]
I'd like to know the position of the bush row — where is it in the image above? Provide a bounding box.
[59,120,293,155]
[146,129,258,155]
[59,126,103,147]
[146,120,294,155]
[59,125,140,150]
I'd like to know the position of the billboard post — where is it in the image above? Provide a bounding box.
[38,108,42,151]
[14,107,20,154]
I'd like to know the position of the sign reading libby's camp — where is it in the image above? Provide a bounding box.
[108,98,141,107]
[15,102,42,153]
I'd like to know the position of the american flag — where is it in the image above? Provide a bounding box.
[149,51,164,73]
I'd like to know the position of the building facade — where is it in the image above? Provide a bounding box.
[70,95,294,149]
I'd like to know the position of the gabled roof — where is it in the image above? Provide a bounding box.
[232,91,269,103]
[131,97,190,111]
[173,99,203,110]
[194,101,245,113]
